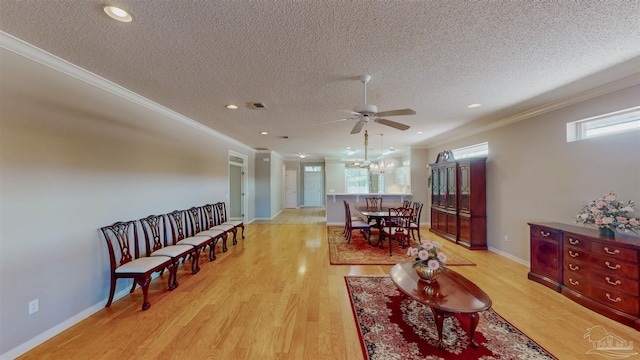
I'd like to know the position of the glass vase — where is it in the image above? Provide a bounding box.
[599,226,615,238]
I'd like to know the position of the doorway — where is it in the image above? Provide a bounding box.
[303,166,324,207]
[285,169,297,208]
[228,152,247,222]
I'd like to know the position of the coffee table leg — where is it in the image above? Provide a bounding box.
[469,312,480,347]
[431,308,445,348]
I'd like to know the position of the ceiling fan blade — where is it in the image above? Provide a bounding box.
[350,122,365,134]
[340,109,361,116]
[375,118,410,131]
[374,108,416,117]
[312,118,351,125]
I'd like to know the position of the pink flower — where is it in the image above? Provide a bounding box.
[616,217,629,224]
[418,250,429,261]
[596,201,606,209]
[595,218,603,225]
[421,241,434,250]
[437,252,447,263]
[630,218,639,226]
[406,247,414,256]
[605,194,616,201]
[602,217,615,224]
[427,259,440,270]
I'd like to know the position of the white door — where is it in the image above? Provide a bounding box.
[304,171,324,206]
[229,164,243,219]
[285,170,297,208]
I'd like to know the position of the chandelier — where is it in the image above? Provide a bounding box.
[369,133,394,174]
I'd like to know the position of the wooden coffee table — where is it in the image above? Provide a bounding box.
[389,262,492,348]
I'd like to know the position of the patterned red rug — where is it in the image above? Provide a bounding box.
[328,226,475,266]
[345,276,557,360]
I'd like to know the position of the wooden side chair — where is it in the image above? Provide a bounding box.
[186,206,226,261]
[166,210,217,262]
[409,202,424,241]
[380,207,413,256]
[100,221,176,310]
[202,203,235,252]
[140,214,199,276]
[344,201,371,244]
[402,199,412,208]
[214,202,245,242]
[366,197,382,210]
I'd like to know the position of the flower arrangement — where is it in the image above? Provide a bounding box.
[576,192,640,234]
[407,239,447,270]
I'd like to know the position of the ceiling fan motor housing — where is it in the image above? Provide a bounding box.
[354,104,377,116]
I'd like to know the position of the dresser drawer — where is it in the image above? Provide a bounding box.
[588,285,640,316]
[591,269,640,297]
[563,272,589,293]
[591,241,639,263]
[591,258,639,280]
[563,258,589,277]
[564,247,592,264]
[530,226,560,241]
[564,234,590,252]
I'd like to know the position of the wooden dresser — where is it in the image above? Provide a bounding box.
[528,222,640,330]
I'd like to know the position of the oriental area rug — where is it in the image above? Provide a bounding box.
[345,276,557,360]
[328,226,475,266]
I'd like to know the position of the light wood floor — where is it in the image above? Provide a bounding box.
[252,207,326,224]
[18,217,639,359]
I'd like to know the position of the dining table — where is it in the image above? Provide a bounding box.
[355,206,390,246]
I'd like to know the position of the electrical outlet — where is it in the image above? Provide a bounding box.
[28,299,39,315]
[504,235,509,242]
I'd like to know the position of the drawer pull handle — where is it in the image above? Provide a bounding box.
[605,261,621,270]
[569,278,579,286]
[605,277,621,286]
[605,293,622,303]
[568,238,579,245]
[568,250,579,258]
[540,230,550,237]
[568,264,579,271]
[604,247,620,255]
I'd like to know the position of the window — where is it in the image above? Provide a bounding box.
[567,106,640,142]
[452,142,488,159]
[305,166,322,172]
[345,168,369,193]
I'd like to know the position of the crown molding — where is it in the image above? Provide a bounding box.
[0,31,254,152]
[424,74,640,149]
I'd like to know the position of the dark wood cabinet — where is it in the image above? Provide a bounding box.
[528,222,640,331]
[429,153,487,250]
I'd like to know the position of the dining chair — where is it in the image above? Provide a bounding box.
[140,214,199,276]
[402,199,412,208]
[100,221,176,310]
[380,207,413,256]
[167,210,218,262]
[365,197,382,210]
[344,201,371,244]
[214,202,244,243]
[202,204,235,252]
[409,202,424,241]
[186,206,226,261]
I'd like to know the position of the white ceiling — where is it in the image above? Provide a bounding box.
[1,1,639,161]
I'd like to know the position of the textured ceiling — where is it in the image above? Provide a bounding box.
[1,1,639,161]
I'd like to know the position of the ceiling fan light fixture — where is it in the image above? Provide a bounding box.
[468,103,482,108]
[225,104,238,110]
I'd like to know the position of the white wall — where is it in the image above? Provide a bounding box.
[324,159,345,193]
[426,84,640,263]
[270,152,285,216]
[0,49,255,356]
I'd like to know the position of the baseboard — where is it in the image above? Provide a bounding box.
[326,222,344,226]
[0,288,130,360]
[488,246,529,267]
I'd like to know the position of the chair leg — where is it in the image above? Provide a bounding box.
[208,241,217,261]
[191,250,200,274]
[222,233,229,252]
[240,225,245,239]
[232,228,238,245]
[129,280,137,293]
[106,276,117,308]
[137,276,152,311]
[168,262,179,290]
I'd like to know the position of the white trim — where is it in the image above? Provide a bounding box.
[0,31,254,152]
[421,75,640,149]
[488,246,529,267]
[0,288,130,360]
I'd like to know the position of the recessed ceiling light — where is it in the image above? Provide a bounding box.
[299,153,306,158]
[346,147,351,150]
[468,103,482,108]
[226,104,238,110]
[103,5,133,22]
[260,131,268,135]
[416,131,423,134]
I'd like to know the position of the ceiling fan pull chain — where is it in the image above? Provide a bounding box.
[364,130,368,161]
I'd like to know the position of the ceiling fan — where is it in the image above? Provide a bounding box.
[338,75,415,134]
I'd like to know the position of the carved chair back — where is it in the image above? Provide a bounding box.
[402,200,412,208]
[186,206,205,235]
[202,204,217,228]
[366,197,382,210]
[139,214,170,254]
[412,202,423,224]
[388,207,413,232]
[167,210,188,243]
[100,220,140,270]
[214,202,229,224]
